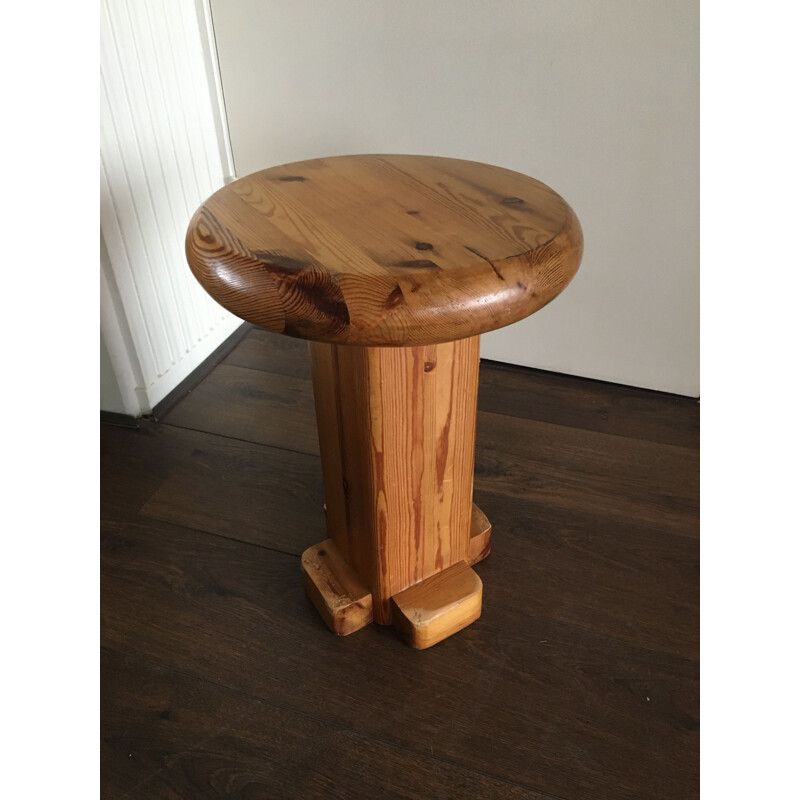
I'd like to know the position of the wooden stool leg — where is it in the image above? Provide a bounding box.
[301,335,490,647]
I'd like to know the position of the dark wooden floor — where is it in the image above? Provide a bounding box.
[101,325,699,800]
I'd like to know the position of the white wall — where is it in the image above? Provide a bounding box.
[100,0,241,415]
[100,330,127,416]
[210,0,699,396]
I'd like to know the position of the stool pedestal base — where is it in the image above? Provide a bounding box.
[301,504,492,648]
[304,336,489,647]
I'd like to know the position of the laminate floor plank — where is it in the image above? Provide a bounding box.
[101,422,207,521]
[223,327,699,448]
[102,646,556,800]
[222,325,313,380]
[102,517,698,800]
[473,490,698,660]
[478,360,700,449]
[475,413,699,537]
[140,431,325,554]
[161,363,320,455]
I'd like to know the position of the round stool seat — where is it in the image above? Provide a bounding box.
[186,154,582,346]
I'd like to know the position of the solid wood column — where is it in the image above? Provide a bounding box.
[307,336,481,630]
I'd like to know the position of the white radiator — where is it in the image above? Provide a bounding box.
[100,0,240,414]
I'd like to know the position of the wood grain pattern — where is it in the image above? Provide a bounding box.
[310,336,480,625]
[300,539,373,635]
[391,561,483,649]
[186,155,582,346]
[299,502,492,641]
[469,503,492,565]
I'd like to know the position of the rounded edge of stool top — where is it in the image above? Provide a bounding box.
[186,154,583,346]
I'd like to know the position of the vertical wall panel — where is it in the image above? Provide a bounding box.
[100,0,240,414]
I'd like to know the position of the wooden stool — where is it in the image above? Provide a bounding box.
[186,155,582,648]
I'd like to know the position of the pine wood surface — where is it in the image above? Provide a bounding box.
[391,560,484,649]
[186,154,583,346]
[102,327,699,799]
[300,539,374,635]
[301,506,492,642]
[309,337,480,624]
[468,503,493,565]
